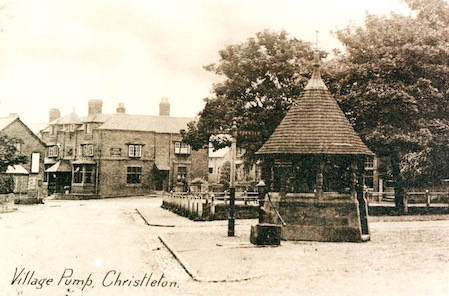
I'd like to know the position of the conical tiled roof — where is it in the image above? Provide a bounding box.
[257,54,373,156]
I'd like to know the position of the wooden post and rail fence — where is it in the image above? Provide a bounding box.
[161,191,260,221]
[162,190,449,220]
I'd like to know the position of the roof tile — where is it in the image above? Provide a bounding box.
[257,59,373,156]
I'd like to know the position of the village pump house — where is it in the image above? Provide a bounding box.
[257,53,374,242]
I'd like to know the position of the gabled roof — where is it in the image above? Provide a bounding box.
[257,54,373,156]
[0,116,46,147]
[0,116,17,131]
[96,114,193,133]
[50,111,82,125]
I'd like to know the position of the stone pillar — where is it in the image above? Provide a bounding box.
[350,161,357,201]
[315,161,324,199]
[257,180,266,223]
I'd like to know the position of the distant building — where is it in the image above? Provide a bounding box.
[0,115,46,197]
[208,144,257,187]
[39,99,208,198]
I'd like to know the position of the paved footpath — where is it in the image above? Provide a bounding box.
[138,198,449,296]
[1,196,449,296]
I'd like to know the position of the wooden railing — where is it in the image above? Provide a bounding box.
[366,191,449,206]
[162,191,260,220]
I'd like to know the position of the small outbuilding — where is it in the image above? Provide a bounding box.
[256,53,374,242]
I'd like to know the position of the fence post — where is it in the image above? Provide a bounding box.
[211,194,215,215]
[425,190,430,207]
[403,192,409,214]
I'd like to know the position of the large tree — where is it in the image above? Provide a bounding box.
[0,134,27,173]
[329,0,449,210]
[183,30,321,164]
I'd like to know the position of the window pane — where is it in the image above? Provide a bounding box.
[127,166,142,184]
[85,165,95,184]
[74,165,83,183]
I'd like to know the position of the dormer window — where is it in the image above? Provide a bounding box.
[128,144,142,158]
[64,124,76,132]
[50,125,57,135]
[85,123,92,134]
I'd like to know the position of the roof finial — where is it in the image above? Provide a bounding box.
[304,31,327,91]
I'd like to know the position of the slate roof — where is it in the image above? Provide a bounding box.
[96,114,193,133]
[50,111,82,125]
[42,112,194,135]
[257,55,373,156]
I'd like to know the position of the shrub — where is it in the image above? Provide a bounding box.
[0,175,14,194]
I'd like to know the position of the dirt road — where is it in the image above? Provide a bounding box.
[1,197,448,296]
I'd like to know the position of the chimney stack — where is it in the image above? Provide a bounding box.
[159,97,170,116]
[116,102,126,114]
[49,108,61,123]
[88,99,103,117]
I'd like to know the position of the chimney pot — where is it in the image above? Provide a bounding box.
[49,108,61,123]
[159,97,170,116]
[88,99,103,117]
[116,103,126,114]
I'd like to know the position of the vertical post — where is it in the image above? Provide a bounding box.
[257,180,266,223]
[350,161,357,201]
[425,189,430,208]
[315,160,324,200]
[228,120,237,237]
[357,157,370,236]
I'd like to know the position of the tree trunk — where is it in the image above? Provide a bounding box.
[391,152,407,214]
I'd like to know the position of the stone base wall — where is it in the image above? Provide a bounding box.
[266,193,368,242]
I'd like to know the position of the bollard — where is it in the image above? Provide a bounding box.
[257,180,266,224]
[228,187,235,236]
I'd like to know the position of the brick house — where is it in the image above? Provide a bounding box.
[0,115,46,197]
[39,99,208,198]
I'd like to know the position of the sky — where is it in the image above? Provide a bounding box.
[0,0,411,125]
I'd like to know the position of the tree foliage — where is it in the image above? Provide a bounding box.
[0,175,13,194]
[219,161,231,189]
[183,30,320,163]
[329,0,449,198]
[0,134,27,173]
[184,1,449,211]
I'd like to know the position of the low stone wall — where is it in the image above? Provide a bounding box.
[210,204,258,220]
[0,193,14,213]
[52,193,101,200]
